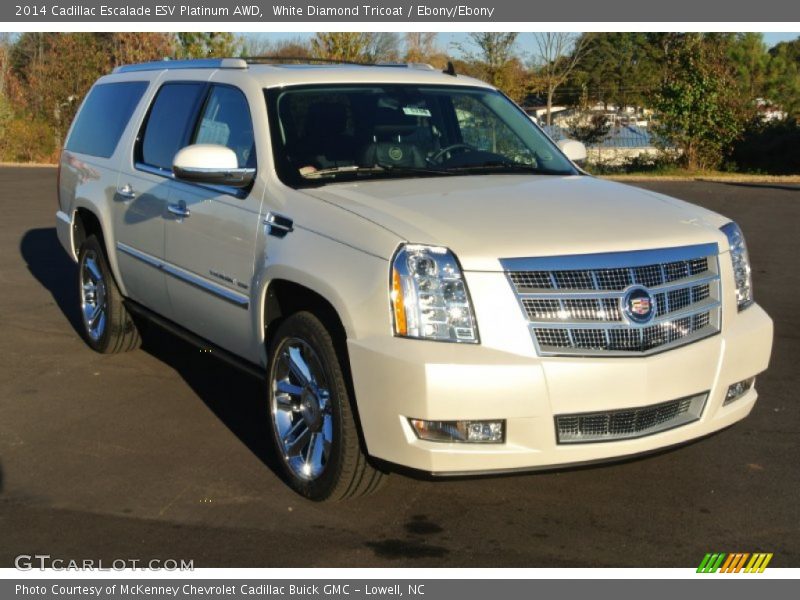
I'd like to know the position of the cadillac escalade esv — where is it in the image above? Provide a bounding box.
[56,58,773,501]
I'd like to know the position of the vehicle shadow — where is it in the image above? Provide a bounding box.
[18,226,284,480]
[19,227,83,336]
[717,181,800,192]
[137,327,284,478]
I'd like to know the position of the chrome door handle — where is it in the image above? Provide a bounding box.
[167,202,191,218]
[116,184,136,199]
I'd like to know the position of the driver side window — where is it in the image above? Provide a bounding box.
[193,85,256,169]
[452,96,534,164]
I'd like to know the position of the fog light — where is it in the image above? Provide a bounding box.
[724,377,755,405]
[409,419,504,443]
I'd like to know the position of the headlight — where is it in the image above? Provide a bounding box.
[390,244,478,343]
[721,222,754,311]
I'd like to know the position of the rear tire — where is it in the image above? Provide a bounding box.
[77,235,140,354]
[267,311,386,501]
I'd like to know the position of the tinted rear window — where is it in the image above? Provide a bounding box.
[139,82,207,170]
[66,81,148,158]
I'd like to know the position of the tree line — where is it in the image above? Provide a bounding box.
[1,32,798,172]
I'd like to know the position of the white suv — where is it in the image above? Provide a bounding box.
[56,58,773,501]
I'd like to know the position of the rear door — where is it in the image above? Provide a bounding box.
[163,83,262,358]
[114,78,209,312]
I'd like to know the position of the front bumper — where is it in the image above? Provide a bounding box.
[348,303,773,474]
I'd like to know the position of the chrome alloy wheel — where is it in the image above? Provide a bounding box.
[80,250,107,341]
[270,338,333,481]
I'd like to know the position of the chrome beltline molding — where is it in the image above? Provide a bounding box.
[133,162,249,199]
[116,242,250,308]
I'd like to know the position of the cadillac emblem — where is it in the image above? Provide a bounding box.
[622,286,655,324]
[388,146,404,161]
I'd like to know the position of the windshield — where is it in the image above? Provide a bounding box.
[265,84,577,186]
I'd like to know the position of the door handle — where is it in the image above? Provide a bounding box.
[167,202,191,219]
[116,184,136,200]
[264,212,294,238]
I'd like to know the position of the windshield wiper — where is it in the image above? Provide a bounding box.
[303,163,454,180]
[375,162,455,177]
[300,162,565,182]
[302,165,371,179]
[445,161,572,176]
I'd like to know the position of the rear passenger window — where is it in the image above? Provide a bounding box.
[66,81,148,158]
[139,82,207,170]
[193,86,256,169]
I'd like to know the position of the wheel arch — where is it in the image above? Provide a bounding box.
[258,272,363,436]
[260,275,386,482]
[73,207,103,254]
[261,276,351,355]
[71,202,127,296]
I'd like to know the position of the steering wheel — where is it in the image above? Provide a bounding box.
[428,143,476,164]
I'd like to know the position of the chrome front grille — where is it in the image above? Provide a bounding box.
[555,392,708,443]
[508,257,710,292]
[502,243,721,356]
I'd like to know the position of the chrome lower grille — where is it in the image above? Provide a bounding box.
[502,243,721,356]
[555,392,708,443]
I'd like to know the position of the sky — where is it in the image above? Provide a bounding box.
[248,32,800,55]
[763,32,799,46]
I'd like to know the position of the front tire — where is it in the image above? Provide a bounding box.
[267,312,386,501]
[77,235,140,353]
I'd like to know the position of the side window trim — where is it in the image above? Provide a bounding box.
[134,80,253,199]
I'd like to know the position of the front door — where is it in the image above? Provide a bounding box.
[163,84,262,359]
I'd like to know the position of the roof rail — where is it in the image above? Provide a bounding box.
[242,55,367,66]
[113,58,247,74]
[376,62,436,71]
[112,56,441,74]
[243,56,436,70]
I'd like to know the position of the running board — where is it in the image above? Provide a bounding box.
[124,300,265,381]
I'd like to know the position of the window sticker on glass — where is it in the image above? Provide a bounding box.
[403,106,431,117]
[197,119,230,146]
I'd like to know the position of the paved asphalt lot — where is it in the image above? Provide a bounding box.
[0,167,798,568]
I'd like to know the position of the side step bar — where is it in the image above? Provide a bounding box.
[124,300,265,381]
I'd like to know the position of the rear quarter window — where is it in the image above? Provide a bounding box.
[65,81,149,158]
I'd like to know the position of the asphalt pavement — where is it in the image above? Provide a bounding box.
[0,167,797,567]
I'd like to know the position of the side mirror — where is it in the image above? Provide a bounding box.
[173,144,255,188]
[557,139,588,166]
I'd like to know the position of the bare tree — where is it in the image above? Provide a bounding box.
[241,35,312,59]
[404,33,438,62]
[240,34,276,57]
[368,32,400,62]
[311,32,399,63]
[532,33,591,125]
[456,33,519,88]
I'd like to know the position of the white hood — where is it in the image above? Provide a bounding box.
[302,175,730,271]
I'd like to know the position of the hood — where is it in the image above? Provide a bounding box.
[302,175,730,271]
